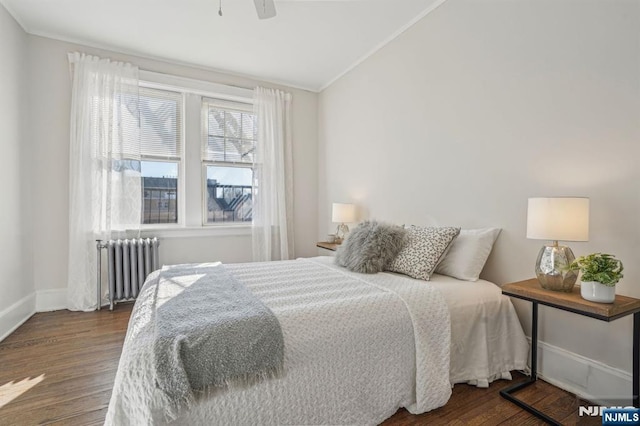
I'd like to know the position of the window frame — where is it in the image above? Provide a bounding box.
[137,84,186,229]
[133,71,254,235]
[201,162,254,226]
[201,97,256,227]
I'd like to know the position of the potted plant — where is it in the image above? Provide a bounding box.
[569,253,624,303]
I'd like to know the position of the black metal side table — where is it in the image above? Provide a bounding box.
[501,278,640,425]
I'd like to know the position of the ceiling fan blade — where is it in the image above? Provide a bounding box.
[253,0,277,19]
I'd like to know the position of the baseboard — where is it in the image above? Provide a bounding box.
[36,289,67,312]
[532,338,632,405]
[0,293,36,342]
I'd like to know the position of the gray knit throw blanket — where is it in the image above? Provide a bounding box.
[152,263,284,419]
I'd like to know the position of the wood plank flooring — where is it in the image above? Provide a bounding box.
[0,305,601,425]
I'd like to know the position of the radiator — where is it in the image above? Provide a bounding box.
[96,238,160,310]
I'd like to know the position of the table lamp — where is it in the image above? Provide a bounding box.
[332,203,356,242]
[526,197,589,291]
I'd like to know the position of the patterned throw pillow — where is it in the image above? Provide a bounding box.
[387,226,461,281]
[335,221,408,273]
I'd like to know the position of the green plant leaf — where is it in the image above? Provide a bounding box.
[569,253,623,286]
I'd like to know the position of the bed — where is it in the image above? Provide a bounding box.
[105,256,528,425]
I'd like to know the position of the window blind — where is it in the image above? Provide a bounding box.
[202,98,256,164]
[93,85,140,160]
[139,87,183,160]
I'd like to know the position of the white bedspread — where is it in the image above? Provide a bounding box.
[106,257,453,425]
[413,272,529,386]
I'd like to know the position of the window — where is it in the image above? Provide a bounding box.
[128,71,255,232]
[138,87,183,224]
[202,98,256,224]
[141,161,178,224]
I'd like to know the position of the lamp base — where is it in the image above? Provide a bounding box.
[535,243,578,292]
[336,223,350,242]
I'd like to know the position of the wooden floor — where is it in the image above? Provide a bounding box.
[0,305,600,426]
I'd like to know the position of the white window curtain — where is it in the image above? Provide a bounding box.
[252,87,294,261]
[67,52,141,311]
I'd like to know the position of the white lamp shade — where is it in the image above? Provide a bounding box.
[332,203,356,223]
[527,197,589,242]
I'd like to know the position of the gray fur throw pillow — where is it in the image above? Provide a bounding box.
[334,221,408,274]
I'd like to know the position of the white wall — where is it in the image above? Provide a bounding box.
[26,36,318,295]
[0,4,34,339]
[319,0,640,401]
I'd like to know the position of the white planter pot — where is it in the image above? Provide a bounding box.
[580,281,616,303]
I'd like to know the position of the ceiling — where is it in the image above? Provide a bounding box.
[1,0,446,92]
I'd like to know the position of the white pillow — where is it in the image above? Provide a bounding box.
[434,228,501,281]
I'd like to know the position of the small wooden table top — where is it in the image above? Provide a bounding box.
[502,278,640,321]
[316,242,340,251]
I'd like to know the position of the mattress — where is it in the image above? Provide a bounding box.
[106,256,528,425]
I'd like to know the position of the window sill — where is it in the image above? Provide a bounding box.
[134,225,252,239]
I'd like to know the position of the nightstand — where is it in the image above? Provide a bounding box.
[316,242,340,252]
[501,278,640,425]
